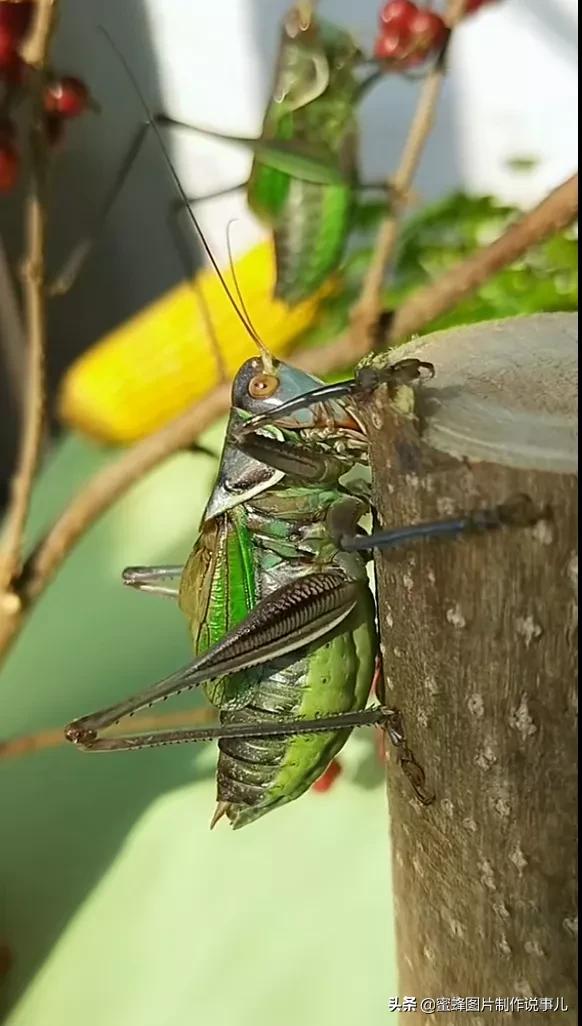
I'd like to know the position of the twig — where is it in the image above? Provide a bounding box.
[386,172,578,344]
[351,0,467,343]
[0,1,58,596]
[0,237,26,410]
[0,705,216,760]
[0,168,576,671]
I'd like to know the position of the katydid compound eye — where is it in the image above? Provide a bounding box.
[248,373,279,399]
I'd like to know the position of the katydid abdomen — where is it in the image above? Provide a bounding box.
[216,601,376,829]
[271,178,354,304]
[180,483,377,829]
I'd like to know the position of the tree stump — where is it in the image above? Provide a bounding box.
[363,314,577,1025]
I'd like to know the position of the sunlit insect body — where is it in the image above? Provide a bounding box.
[177,358,376,827]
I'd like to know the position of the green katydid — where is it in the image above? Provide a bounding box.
[65,343,542,828]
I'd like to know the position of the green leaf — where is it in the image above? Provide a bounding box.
[292,193,577,371]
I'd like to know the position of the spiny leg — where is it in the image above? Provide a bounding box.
[338,495,546,554]
[382,709,435,806]
[47,117,246,297]
[155,115,348,186]
[67,696,432,806]
[49,121,149,296]
[234,430,350,486]
[233,411,545,555]
[65,569,360,743]
[66,705,389,752]
[122,565,183,599]
[369,654,434,805]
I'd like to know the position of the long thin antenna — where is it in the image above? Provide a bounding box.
[167,202,227,383]
[98,27,265,350]
[225,219,274,373]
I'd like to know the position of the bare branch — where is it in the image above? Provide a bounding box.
[0,236,25,408]
[351,0,468,343]
[0,1,59,595]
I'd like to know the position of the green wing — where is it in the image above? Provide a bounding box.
[247,111,294,224]
[179,507,259,710]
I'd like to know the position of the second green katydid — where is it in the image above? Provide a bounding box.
[158,6,386,303]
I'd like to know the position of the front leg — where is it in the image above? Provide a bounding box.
[235,430,348,486]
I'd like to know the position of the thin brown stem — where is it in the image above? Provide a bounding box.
[352,0,467,343]
[387,172,578,344]
[0,237,26,410]
[0,1,58,598]
[0,706,216,760]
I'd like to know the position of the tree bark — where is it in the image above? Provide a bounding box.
[362,313,577,1025]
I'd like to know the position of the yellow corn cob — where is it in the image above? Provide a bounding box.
[58,239,334,444]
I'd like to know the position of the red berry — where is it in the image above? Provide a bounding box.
[312,759,342,794]
[408,8,448,54]
[0,128,19,192]
[0,35,27,83]
[0,1,34,44]
[374,28,411,61]
[375,728,386,767]
[0,23,14,61]
[375,4,447,67]
[43,76,90,119]
[379,0,418,27]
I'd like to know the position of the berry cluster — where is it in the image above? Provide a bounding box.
[374,0,499,68]
[1,1,93,192]
[374,1,448,67]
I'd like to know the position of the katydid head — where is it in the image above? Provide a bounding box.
[275,5,362,113]
[202,357,362,522]
[232,357,354,430]
[283,4,361,67]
